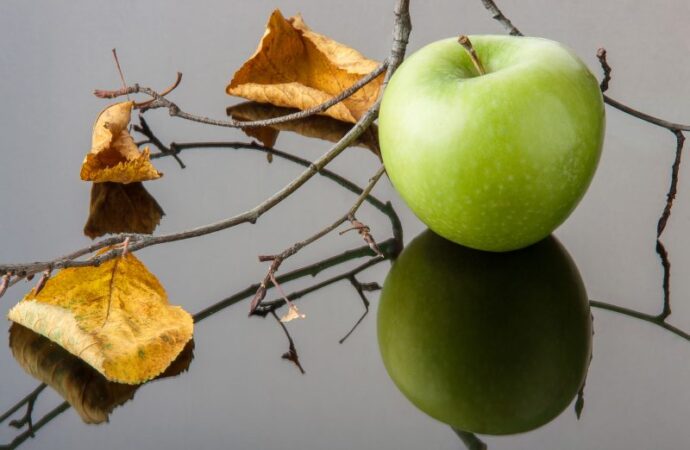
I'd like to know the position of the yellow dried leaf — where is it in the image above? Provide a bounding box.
[84,182,165,239]
[8,252,193,385]
[227,10,383,123]
[228,101,380,155]
[10,324,194,424]
[80,101,162,183]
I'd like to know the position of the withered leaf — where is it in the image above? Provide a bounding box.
[9,324,194,424]
[7,252,193,385]
[80,102,163,183]
[280,303,306,323]
[84,182,165,239]
[227,10,383,123]
[228,102,380,155]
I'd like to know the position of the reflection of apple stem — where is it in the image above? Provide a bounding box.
[458,35,486,75]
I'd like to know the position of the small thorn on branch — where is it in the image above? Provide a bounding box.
[135,72,183,110]
[339,216,383,257]
[0,273,11,298]
[250,255,285,315]
[94,84,139,99]
[32,270,51,296]
[121,237,131,257]
[596,48,612,93]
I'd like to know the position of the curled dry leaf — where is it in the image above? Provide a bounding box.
[80,101,162,183]
[7,251,193,385]
[84,182,165,239]
[227,10,383,124]
[9,324,194,424]
[227,101,380,155]
[280,303,306,323]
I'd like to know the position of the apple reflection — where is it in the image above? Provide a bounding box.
[377,230,592,435]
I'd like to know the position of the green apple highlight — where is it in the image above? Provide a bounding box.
[377,230,592,435]
[379,35,605,251]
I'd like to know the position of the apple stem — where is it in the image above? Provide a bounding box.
[458,35,486,76]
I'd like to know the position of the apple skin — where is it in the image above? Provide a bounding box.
[379,35,605,251]
[377,230,592,435]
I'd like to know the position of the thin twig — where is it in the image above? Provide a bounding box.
[95,63,388,129]
[1,401,70,450]
[249,165,386,314]
[596,48,611,93]
[590,300,690,341]
[255,256,386,316]
[0,384,46,425]
[111,49,130,102]
[655,240,672,319]
[338,276,380,344]
[603,96,690,131]
[269,310,305,374]
[453,428,488,450]
[31,270,50,296]
[594,45,690,131]
[657,130,686,237]
[479,0,522,36]
[0,273,10,298]
[134,114,185,169]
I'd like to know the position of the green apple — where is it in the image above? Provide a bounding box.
[379,35,605,251]
[377,230,592,435]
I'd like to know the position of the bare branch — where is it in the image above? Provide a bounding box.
[453,428,488,450]
[338,275,380,344]
[657,130,686,237]
[95,63,387,129]
[590,299,690,341]
[270,311,305,374]
[655,240,672,319]
[134,114,185,169]
[596,48,611,93]
[595,49,690,131]
[479,0,523,36]
[249,165,386,314]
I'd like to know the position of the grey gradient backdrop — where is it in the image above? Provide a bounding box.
[1,1,690,449]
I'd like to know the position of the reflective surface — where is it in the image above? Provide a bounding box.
[2,1,690,449]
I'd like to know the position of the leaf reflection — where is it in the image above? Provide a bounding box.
[8,324,193,425]
[83,182,164,239]
[227,101,380,154]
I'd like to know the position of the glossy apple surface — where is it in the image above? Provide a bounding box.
[379,35,605,251]
[377,230,592,435]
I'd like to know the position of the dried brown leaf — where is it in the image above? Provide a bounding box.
[280,303,306,323]
[80,102,162,183]
[227,10,383,123]
[7,251,193,385]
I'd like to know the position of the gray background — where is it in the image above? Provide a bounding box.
[1,0,690,449]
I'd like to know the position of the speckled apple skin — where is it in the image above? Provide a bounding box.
[379,35,605,252]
